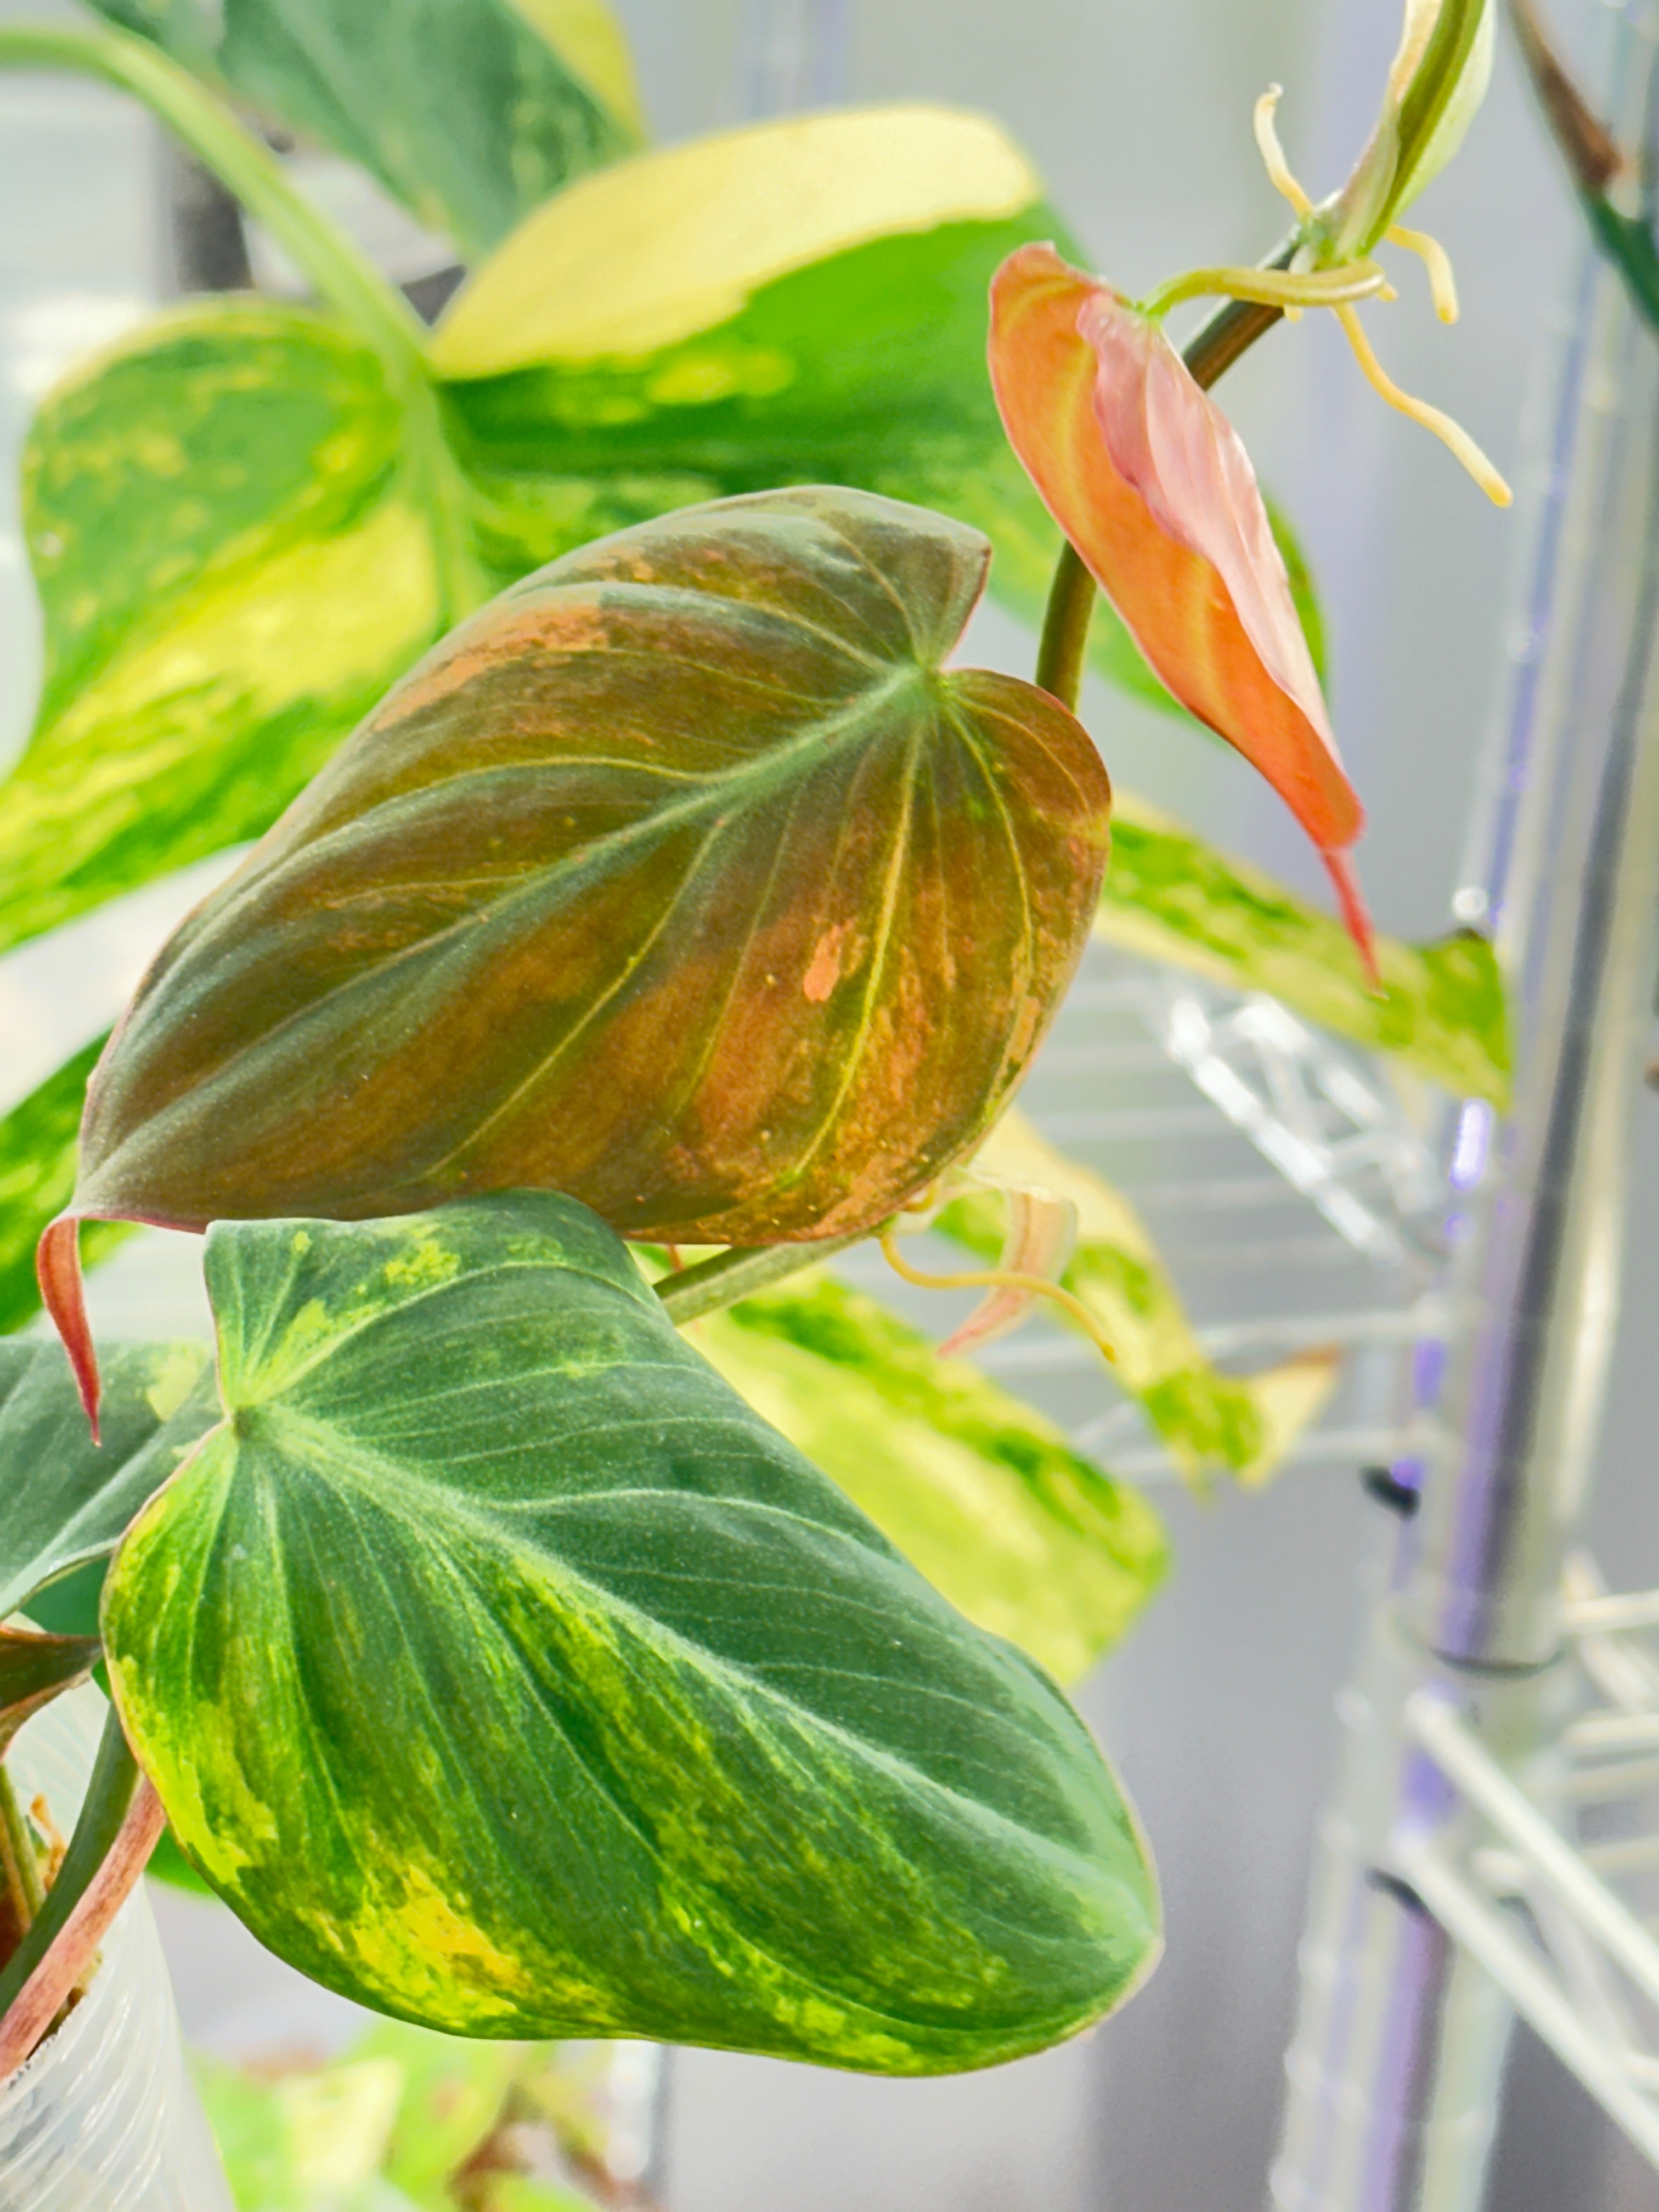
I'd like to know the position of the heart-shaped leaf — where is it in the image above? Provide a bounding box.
[84,0,645,259]
[687,1273,1167,1684]
[0,1339,217,1616]
[64,488,1111,1256]
[103,1193,1159,2068]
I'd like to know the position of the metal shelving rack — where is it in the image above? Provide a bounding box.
[943,7,1659,2202]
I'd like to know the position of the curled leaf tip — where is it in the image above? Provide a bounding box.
[1322,849,1381,990]
[36,1217,99,1440]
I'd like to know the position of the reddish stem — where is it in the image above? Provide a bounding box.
[0,1777,162,2079]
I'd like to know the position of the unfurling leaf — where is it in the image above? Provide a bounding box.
[103,1193,1159,2069]
[56,487,1110,1277]
[1337,0,1495,252]
[988,245,1373,967]
[689,1272,1167,1684]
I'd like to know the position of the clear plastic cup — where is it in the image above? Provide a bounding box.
[0,1684,232,2211]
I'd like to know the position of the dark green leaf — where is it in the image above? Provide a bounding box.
[688,1273,1166,1685]
[0,1338,217,1616]
[0,1037,129,1334]
[71,488,1110,1246]
[0,303,445,961]
[1096,791,1511,1104]
[0,1628,102,1754]
[84,0,644,258]
[104,1193,1158,2067]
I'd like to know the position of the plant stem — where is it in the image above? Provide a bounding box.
[0,25,426,385]
[1034,541,1097,710]
[656,1236,867,1324]
[1031,236,1301,714]
[0,1706,162,2077]
[0,1767,43,1962]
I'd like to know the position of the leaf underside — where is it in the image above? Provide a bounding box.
[103,1193,1159,2068]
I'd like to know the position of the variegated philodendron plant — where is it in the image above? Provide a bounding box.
[0,0,1508,2121]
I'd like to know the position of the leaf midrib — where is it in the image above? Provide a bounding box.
[236,1396,1108,1878]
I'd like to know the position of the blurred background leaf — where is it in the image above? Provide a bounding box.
[687,1271,1169,1684]
[82,0,645,258]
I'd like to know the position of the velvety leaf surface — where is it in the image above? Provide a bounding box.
[0,303,444,960]
[433,108,1177,713]
[943,1111,1339,1488]
[1097,792,1510,1104]
[687,1274,1167,1684]
[84,0,643,258]
[103,1194,1159,2066]
[72,488,1111,1245]
[0,1339,216,1616]
[0,1037,130,1335]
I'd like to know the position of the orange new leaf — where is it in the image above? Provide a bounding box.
[989,244,1375,973]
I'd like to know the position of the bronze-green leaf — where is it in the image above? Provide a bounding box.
[103,1193,1159,2068]
[432,105,1182,716]
[67,488,1111,1248]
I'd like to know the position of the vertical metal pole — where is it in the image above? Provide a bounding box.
[1272,6,1659,2205]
